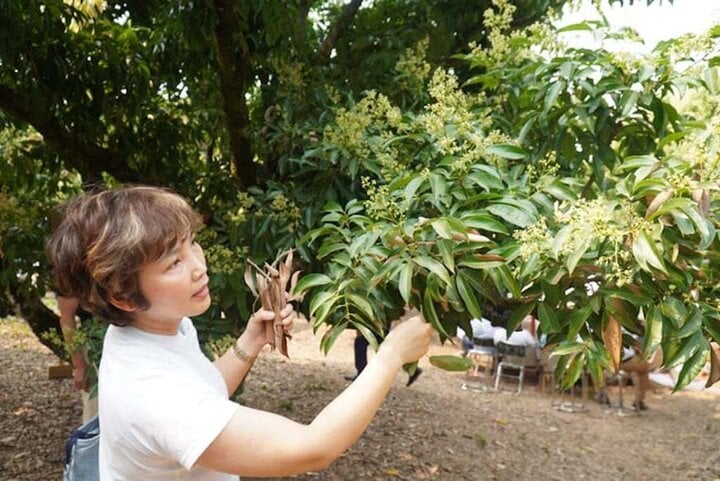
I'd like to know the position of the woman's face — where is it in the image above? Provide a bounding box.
[131,236,211,335]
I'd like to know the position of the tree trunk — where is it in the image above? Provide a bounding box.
[16,294,64,360]
[212,0,256,188]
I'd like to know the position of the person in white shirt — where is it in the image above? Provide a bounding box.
[506,315,539,347]
[456,318,507,352]
[47,185,433,480]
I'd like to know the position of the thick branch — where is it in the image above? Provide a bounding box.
[312,0,364,66]
[296,0,314,48]
[15,293,64,359]
[212,0,256,188]
[0,85,137,184]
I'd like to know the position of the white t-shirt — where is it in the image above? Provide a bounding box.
[456,318,494,340]
[98,317,239,481]
[507,329,537,347]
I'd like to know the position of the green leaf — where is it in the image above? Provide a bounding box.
[562,352,586,388]
[550,342,585,357]
[309,290,338,317]
[633,178,670,197]
[317,242,348,259]
[422,288,447,338]
[496,265,521,299]
[677,308,703,339]
[646,198,693,220]
[430,173,448,207]
[506,303,536,333]
[398,262,413,305]
[660,296,687,329]
[538,302,560,334]
[429,355,473,372]
[370,260,403,289]
[403,175,425,209]
[619,90,639,118]
[631,231,667,273]
[566,237,590,274]
[460,213,509,235]
[467,171,504,191]
[312,296,340,328]
[703,66,720,94]
[557,21,594,33]
[543,80,564,115]
[642,304,663,357]
[618,154,658,172]
[437,239,455,273]
[601,288,651,306]
[543,180,577,201]
[673,342,709,392]
[666,331,704,370]
[680,205,712,248]
[456,271,483,319]
[486,144,527,160]
[486,203,535,228]
[346,293,376,321]
[568,305,592,339]
[320,322,349,354]
[414,255,452,287]
[354,322,382,353]
[431,218,454,239]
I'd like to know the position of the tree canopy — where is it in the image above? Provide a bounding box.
[2,0,719,391]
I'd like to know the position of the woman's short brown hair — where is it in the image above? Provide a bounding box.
[47,185,203,326]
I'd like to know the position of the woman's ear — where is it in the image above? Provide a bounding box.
[110,296,137,313]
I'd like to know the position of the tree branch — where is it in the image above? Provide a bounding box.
[211,0,256,188]
[0,85,137,184]
[312,0,364,66]
[295,0,314,49]
[12,291,64,359]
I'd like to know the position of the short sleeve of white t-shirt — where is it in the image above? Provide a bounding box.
[132,371,238,470]
[99,318,239,481]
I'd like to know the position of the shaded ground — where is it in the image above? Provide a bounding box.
[1,316,719,481]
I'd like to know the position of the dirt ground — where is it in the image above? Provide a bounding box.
[1,316,719,481]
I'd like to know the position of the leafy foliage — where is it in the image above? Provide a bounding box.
[1,0,718,391]
[294,3,720,390]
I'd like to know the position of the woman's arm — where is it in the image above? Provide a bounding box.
[197,312,433,477]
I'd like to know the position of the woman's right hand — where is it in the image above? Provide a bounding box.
[379,308,433,365]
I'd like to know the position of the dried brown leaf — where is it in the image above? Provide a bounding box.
[602,316,622,373]
[243,266,258,297]
[645,189,673,218]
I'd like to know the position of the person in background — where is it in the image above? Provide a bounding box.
[47,185,433,480]
[619,336,663,410]
[346,329,424,387]
[58,295,98,423]
[456,317,506,355]
[506,315,539,347]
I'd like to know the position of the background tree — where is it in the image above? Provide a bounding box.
[5,0,716,394]
[0,0,563,352]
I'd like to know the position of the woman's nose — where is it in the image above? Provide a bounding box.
[188,245,207,279]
